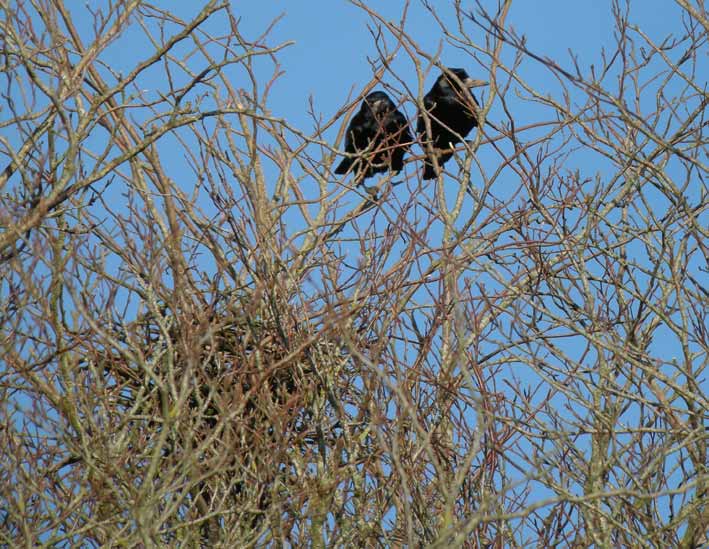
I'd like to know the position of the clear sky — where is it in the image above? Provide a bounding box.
[223,0,688,127]
[70,1,694,138]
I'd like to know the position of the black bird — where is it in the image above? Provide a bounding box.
[417,68,487,180]
[335,91,412,184]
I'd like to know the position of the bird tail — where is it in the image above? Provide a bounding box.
[335,157,353,175]
[422,160,437,180]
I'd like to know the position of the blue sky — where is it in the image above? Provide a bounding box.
[72,0,693,136]
[228,0,685,121]
[56,0,702,222]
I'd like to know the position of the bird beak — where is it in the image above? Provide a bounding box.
[465,78,488,88]
[369,99,386,111]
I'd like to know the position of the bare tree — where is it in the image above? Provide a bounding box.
[1,0,706,547]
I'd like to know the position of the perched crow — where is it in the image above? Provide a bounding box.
[417,68,487,180]
[335,91,412,184]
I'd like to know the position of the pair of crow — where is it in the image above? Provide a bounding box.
[335,68,487,182]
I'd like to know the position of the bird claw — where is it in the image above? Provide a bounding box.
[362,184,379,197]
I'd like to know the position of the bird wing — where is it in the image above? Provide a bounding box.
[335,111,370,174]
[416,94,437,136]
[389,110,412,146]
[343,111,369,154]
